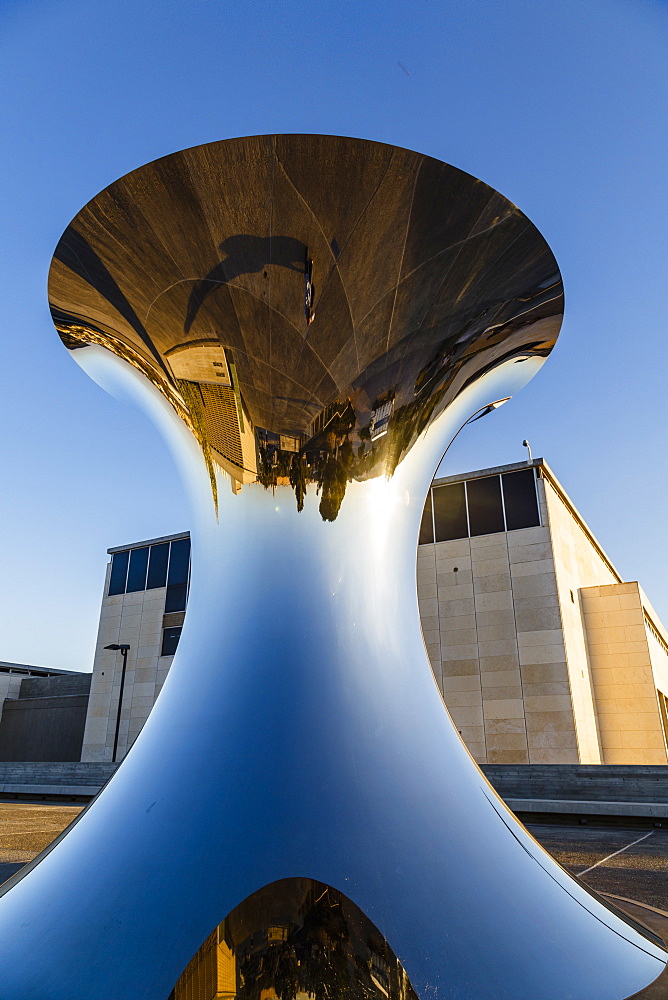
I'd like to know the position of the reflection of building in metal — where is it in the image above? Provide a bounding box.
[78,459,668,768]
[278,434,300,454]
[167,342,258,489]
[170,925,236,1000]
[369,398,394,441]
[48,134,562,519]
[169,878,418,1000]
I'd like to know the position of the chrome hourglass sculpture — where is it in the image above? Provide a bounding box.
[0,136,665,999]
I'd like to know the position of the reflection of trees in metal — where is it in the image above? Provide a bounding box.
[170,878,419,1000]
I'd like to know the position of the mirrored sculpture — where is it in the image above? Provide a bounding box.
[0,135,664,999]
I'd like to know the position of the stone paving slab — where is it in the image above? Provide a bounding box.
[0,802,82,858]
[526,823,668,912]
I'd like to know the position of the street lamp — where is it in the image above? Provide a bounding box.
[104,643,131,763]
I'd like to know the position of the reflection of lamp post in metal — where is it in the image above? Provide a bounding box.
[463,397,511,425]
[427,398,511,503]
[104,643,130,763]
[436,398,512,474]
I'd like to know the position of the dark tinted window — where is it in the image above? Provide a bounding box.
[126,546,150,592]
[433,483,467,542]
[502,469,540,531]
[161,626,182,657]
[108,550,129,596]
[168,538,190,586]
[419,491,434,544]
[165,584,187,613]
[147,543,169,589]
[467,476,504,536]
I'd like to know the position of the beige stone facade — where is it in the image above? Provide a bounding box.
[418,460,668,765]
[580,583,668,764]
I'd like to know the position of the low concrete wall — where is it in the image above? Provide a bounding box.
[0,761,117,798]
[2,762,666,814]
[482,764,668,819]
[0,674,91,763]
[482,764,668,801]
[0,696,89,762]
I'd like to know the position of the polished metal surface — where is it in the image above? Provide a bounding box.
[0,135,664,999]
[48,134,561,516]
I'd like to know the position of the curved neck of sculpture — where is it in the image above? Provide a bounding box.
[72,346,547,753]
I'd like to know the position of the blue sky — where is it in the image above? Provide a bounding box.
[1,0,667,671]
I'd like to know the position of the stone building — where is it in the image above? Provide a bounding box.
[418,459,668,765]
[77,459,668,766]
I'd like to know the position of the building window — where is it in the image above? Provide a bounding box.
[501,469,540,531]
[165,537,190,611]
[107,537,191,598]
[420,468,540,544]
[419,489,434,545]
[165,584,188,613]
[126,546,150,593]
[108,549,129,596]
[167,538,190,587]
[146,542,169,589]
[433,482,467,542]
[161,626,182,657]
[466,476,504,537]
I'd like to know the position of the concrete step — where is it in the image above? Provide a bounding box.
[505,798,668,819]
[482,764,668,805]
[0,762,117,790]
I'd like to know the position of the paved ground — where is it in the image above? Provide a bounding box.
[0,805,666,916]
[0,801,82,885]
[528,823,668,912]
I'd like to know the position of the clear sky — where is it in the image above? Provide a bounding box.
[1,0,667,672]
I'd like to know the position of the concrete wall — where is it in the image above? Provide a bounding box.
[417,464,668,766]
[482,763,668,803]
[417,485,583,765]
[540,472,625,763]
[0,674,91,762]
